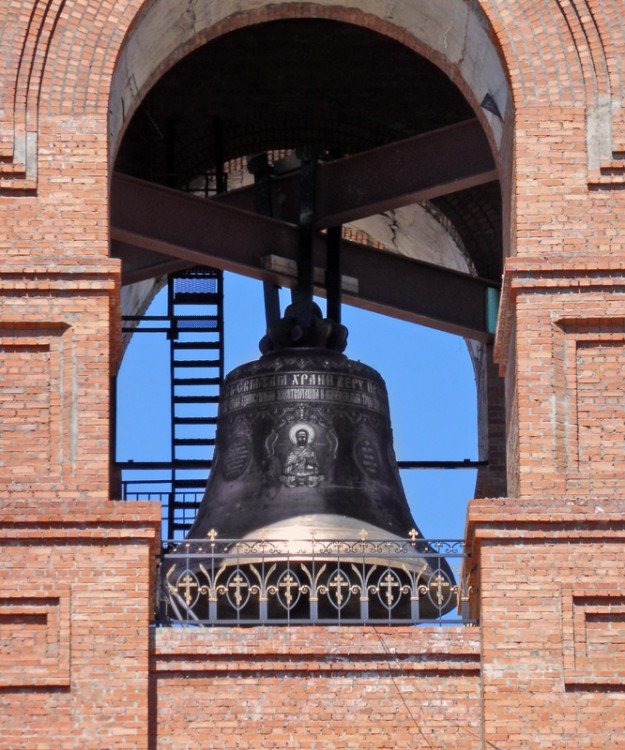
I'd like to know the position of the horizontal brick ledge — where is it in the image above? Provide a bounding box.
[467,495,625,518]
[153,660,481,676]
[153,626,481,675]
[0,266,120,290]
[494,257,625,367]
[0,499,162,530]
[464,497,625,548]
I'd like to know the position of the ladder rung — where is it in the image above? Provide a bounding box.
[173,396,220,404]
[170,523,200,533]
[169,514,201,523]
[173,359,221,368]
[173,325,220,333]
[172,341,221,350]
[174,438,216,446]
[173,377,221,386]
[174,315,220,321]
[169,524,199,531]
[173,417,218,425]
[173,293,220,304]
[169,516,200,531]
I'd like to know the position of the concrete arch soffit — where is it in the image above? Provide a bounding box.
[109,0,511,164]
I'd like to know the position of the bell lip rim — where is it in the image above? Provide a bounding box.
[183,513,425,545]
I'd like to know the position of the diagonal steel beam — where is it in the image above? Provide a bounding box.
[316,118,497,227]
[211,118,497,227]
[111,173,297,277]
[111,174,497,341]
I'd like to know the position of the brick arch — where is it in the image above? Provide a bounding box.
[103,0,516,502]
[107,1,511,165]
[3,1,623,190]
[478,0,625,180]
[101,0,623,181]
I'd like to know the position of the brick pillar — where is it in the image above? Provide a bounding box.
[0,269,120,502]
[467,497,625,750]
[495,259,625,499]
[0,219,160,750]
[470,257,625,747]
[0,500,161,750]
[475,342,507,498]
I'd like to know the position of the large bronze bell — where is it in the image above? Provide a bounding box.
[166,303,457,623]
[187,346,419,542]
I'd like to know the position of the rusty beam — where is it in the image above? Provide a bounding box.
[316,119,497,227]
[211,119,497,227]
[112,240,192,282]
[111,173,297,277]
[111,174,497,340]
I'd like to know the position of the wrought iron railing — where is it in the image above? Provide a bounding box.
[158,535,473,626]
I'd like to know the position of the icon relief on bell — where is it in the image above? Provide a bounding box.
[280,422,325,488]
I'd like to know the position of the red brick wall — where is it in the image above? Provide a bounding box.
[0,274,120,500]
[0,500,160,750]
[153,627,481,750]
[1,0,625,748]
[468,497,625,749]
[475,343,507,498]
[496,261,625,497]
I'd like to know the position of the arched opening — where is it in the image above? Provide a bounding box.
[116,275,478,540]
[110,14,509,550]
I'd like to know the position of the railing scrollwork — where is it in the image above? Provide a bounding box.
[158,535,474,626]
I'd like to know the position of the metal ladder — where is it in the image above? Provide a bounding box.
[167,267,224,537]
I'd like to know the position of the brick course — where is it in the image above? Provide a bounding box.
[153,627,481,750]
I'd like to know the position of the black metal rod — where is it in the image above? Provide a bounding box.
[263,283,281,327]
[397,459,487,469]
[326,224,342,323]
[293,152,316,327]
[165,119,176,189]
[213,117,226,194]
[249,152,282,328]
[110,374,117,465]
[115,459,486,471]
[115,460,213,470]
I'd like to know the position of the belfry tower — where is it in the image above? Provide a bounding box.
[1,1,625,749]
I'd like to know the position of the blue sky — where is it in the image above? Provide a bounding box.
[117,272,478,540]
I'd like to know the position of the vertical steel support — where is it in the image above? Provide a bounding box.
[208,598,218,623]
[213,118,226,195]
[326,224,343,323]
[249,153,281,328]
[259,596,268,623]
[292,153,316,327]
[165,119,176,188]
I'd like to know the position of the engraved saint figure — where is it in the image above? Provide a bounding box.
[280,423,324,488]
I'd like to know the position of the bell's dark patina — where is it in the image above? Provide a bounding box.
[186,346,420,542]
[171,305,457,622]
